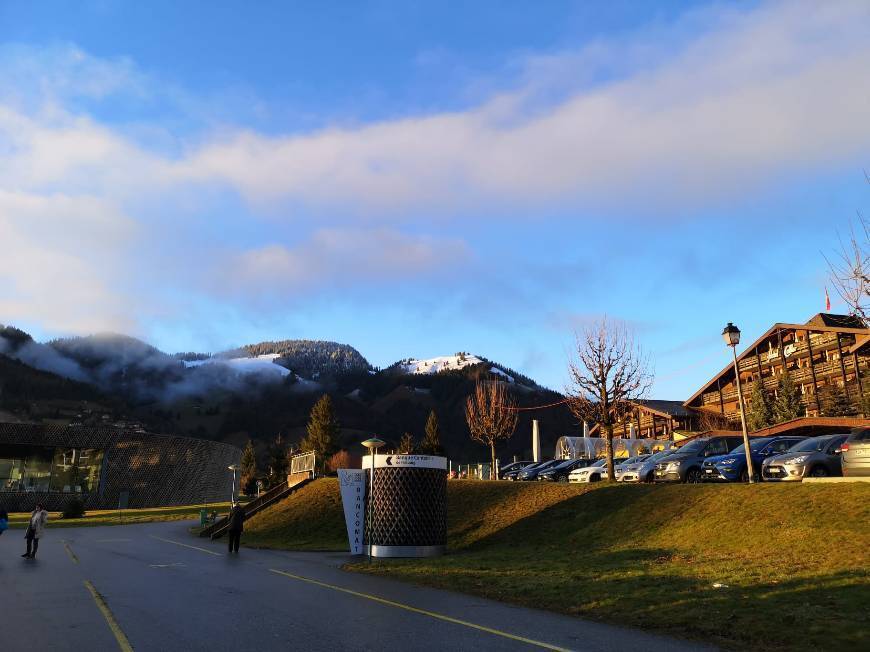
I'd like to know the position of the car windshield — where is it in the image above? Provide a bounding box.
[848,428,870,442]
[592,458,607,467]
[730,438,772,455]
[646,451,672,462]
[788,437,827,453]
[675,440,707,454]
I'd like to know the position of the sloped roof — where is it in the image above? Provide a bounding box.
[683,315,870,408]
[806,313,867,329]
[630,399,695,418]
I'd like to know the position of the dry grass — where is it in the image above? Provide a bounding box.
[243,478,869,651]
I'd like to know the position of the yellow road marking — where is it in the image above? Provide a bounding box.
[268,569,572,652]
[84,580,134,652]
[149,535,222,556]
[62,540,79,564]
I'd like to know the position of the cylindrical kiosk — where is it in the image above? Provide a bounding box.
[362,454,447,558]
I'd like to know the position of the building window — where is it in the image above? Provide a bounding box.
[0,445,104,493]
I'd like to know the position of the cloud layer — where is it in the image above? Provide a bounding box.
[1,1,869,339]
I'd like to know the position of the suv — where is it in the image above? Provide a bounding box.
[702,436,806,482]
[761,434,848,481]
[653,436,743,483]
[841,428,870,477]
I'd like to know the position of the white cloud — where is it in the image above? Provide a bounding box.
[173,1,870,213]
[220,227,470,299]
[0,190,137,333]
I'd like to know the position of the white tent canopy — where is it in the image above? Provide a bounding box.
[555,437,676,460]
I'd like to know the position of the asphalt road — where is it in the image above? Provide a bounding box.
[0,520,714,652]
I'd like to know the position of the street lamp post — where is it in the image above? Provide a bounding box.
[361,437,385,560]
[722,323,755,484]
[228,464,240,504]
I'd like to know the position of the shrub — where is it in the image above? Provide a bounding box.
[62,497,85,519]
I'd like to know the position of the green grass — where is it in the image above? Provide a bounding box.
[242,478,349,550]
[5,502,237,528]
[246,478,869,651]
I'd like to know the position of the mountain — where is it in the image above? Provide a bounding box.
[0,326,575,462]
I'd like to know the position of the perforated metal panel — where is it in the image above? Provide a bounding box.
[365,467,446,548]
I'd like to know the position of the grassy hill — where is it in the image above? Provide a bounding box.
[243,478,869,651]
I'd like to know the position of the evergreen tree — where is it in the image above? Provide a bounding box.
[300,394,340,468]
[822,383,856,417]
[267,434,288,479]
[421,410,442,455]
[399,431,415,454]
[746,380,773,431]
[772,371,803,423]
[240,440,258,495]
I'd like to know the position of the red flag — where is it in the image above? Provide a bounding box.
[825,287,831,312]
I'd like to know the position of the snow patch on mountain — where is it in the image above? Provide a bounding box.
[183,353,291,377]
[399,354,483,375]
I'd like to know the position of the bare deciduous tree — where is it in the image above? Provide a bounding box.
[465,379,518,480]
[566,318,653,482]
[825,174,870,321]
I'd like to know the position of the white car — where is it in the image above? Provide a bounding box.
[570,456,652,483]
[613,455,651,481]
[568,458,608,483]
[619,450,674,483]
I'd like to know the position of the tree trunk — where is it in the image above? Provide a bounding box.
[490,441,497,480]
[605,424,615,483]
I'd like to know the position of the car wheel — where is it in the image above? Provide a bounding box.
[810,466,828,478]
[644,471,654,483]
[589,473,600,483]
[558,476,568,483]
[740,469,758,483]
[686,468,703,484]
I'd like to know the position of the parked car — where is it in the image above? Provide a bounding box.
[762,434,848,481]
[502,462,537,481]
[517,460,561,481]
[653,435,744,483]
[498,460,535,480]
[568,458,608,483]
[701,436,806,482]
[841,428,870,477]
[612,455,652,481]
[537,458,594,482]
[620,450,675,483]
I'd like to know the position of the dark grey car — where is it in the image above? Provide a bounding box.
[841,428,870,477]
[761,434,848,481]
[653,436,744,483]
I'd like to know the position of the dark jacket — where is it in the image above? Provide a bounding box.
[227,505,245,532]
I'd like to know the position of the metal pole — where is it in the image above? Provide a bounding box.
[368,448,375,560]
[731,346,754,483]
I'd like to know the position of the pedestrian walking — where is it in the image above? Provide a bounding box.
[22,503,47,559]
[0,506,8,536]
[227,502,245,554]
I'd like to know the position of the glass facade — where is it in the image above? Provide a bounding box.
[0,445,105,494]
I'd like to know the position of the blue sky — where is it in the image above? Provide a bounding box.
[1,0,869,400]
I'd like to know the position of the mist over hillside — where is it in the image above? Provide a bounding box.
[0,324,575,461]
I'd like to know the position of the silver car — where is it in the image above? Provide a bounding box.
[761,434,848,481]
[620,450,675,483]
[841,428,870,477]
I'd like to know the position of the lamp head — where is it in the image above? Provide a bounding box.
[722,322,741,347]
[361,437,385,451]
[228,464,240,471]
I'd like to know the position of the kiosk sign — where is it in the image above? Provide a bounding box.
[338,469,366,555]
[361,454,448,470]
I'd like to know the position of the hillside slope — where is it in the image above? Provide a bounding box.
[244,479,869,651]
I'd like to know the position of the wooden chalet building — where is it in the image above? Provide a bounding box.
[591,399,701,440]
[684,313,870,424]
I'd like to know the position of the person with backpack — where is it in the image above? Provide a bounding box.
[22,503,47,559]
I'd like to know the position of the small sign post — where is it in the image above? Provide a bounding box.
[338,469,366,555]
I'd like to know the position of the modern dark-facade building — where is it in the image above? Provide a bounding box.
[0,422,241,511]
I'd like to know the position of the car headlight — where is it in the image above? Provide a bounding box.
[786,455,809,465]
[665,462,680,471]
[720,458,737,466]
